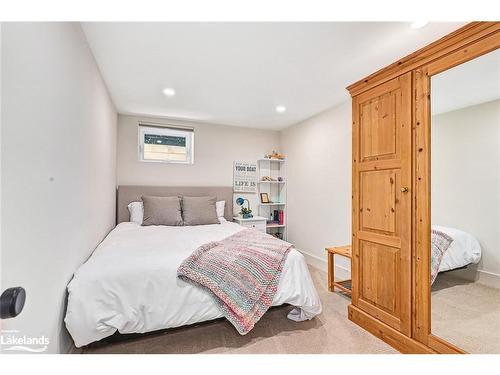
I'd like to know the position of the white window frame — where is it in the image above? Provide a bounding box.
[138,124,194,164]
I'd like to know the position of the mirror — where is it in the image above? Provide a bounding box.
[430,49,500,353]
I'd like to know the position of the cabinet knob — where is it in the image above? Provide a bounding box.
[401,187,409,193]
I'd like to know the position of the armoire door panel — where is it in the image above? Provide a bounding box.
[360,92,398,161]
[357,298,402,332]
[360,169,398,235]
[357,231,401,248]
[360,240,399,314]
[352,71,412,336]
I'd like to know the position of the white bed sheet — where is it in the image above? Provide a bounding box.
[433,225,481,272]
[65,221,322,347]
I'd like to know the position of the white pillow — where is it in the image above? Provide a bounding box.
[216,200,226,222]
[127,201,144,225]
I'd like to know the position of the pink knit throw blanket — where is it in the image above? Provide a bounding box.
[177,229,293,335]
[431,229,454,284]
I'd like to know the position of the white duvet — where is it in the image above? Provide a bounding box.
[65,221,322,347]
[433,225,481,272]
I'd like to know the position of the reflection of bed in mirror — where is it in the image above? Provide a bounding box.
[431,225,482,284]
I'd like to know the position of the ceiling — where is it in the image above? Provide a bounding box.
[82,22,466,130]
[432,49,500,115]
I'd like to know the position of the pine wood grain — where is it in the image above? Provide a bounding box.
[349,22,500,354]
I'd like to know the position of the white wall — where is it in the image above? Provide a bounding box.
[280,101,352,276]
[432,99,500,287]
[1,23,117,353]
[117,114,280,214]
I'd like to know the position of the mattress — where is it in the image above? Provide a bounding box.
[433,225,482,272]
[65,221,322,347]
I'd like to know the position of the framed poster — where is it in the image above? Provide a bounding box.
[233,161,257,193]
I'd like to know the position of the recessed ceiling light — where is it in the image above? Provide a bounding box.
[163,87,176,97]
[275,105,286,113]
[410,21,429,29]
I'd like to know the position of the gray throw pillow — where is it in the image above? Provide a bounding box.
[182,196,220,226]
[141,196,183,226]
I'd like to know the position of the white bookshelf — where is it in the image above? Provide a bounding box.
[257,158,287,241]
[266,223,286,228]
[257,158,285,163]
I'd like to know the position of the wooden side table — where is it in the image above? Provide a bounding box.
[325,245,352,296]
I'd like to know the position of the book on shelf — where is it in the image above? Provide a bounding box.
[268,210,285,225]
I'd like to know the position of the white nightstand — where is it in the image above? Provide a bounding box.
[233,216,267,233]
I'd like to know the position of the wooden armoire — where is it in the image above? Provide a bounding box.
[346,22,500,354]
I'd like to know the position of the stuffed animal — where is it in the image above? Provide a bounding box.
[265,150,285,160]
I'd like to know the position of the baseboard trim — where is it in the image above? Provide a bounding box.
[476,269,500,289]
[299,249,327,271]
[443,267,500,290]
[348,305,435,354]
[299,249,351,280]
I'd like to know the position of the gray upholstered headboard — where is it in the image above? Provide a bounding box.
[117,185,234,224]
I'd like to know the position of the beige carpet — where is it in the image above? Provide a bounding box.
[80,267,396,354]
[432,272,500,354]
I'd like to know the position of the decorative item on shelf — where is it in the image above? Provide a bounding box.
[260,193,271,204]
[264,150,286,160]
[236,197,253,219]
[260,176,276,182]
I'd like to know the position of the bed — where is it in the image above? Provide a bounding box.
[433,225,482,273]
[431,224,481,284]
[65,186,322,348]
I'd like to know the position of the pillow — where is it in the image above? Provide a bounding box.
[216,200,226,220]
[182,196,220,226]
[141,196,183,226]
[127,201,144,225]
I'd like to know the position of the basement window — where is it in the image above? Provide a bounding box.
[138,124,194,164]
